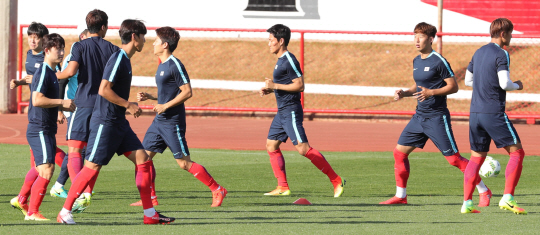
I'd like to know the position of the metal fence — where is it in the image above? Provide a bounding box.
[16,25,540,123]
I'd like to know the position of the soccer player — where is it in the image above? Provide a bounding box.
[10,23,67,216]
[259,24,345,197]
[19,33,75,220]
[136,27,227,207]
[57,19,175,225]
[461,18,526,214]
[50,28,89,198]
[379,22,491,206]
[56,9,120,211]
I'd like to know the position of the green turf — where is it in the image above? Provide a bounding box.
[1,143,539,234]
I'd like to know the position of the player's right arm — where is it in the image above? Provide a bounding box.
[98,79,142,118]
[57,43,81,80]
[394,83,418,101]
[137,92,157,101]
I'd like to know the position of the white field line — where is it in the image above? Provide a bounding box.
[17,72,540,102]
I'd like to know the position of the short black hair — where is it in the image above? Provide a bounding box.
[119,19,147,44]
[43,33,65,51]
[156,27,180,52]
[86,9,108,34]
[79,29,89,41]
[267,24,291,46]
[27,22,49,38]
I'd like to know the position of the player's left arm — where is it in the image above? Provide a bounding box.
[414,77,458,102]
[153,83,192,114]
[265,76,304,93]
[98,79,142,118]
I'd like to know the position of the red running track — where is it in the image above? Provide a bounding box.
[0,114,538,156]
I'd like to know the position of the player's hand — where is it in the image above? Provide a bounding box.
[127,102,142,118]
[394,89,404,101]
[514,80,523,90]
[24,75,33,84]
[259,87,273,97]
[153,104,168,114]
[413,86,433,102]
[137,92,148,101]
[61,99,76,112]
[57,111,66,124]
[9,79,19,89]
[265,78,276,90]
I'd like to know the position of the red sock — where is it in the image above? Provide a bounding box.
[151,163,157,197]
[445,152,469,173]
[28,176,50,215]
[188,162,220,191]
[504,149,525,195]
[304,147,339,183]
[55,147,66,166]
[136,161,154,210]
[268,149,288,188]
[63,166,98,211]
[393,148,410,188]
[83,171,100,194]
[18,167,39,204]
[67,152,83,181]
[464,156,484,201]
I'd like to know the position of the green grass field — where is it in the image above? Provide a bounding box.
[1,143,539,234]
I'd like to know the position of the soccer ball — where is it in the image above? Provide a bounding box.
[479,156,501,178]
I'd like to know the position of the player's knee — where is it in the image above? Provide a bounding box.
[266,142,279,152]
[296,144,309,156]
[177,158,192,171]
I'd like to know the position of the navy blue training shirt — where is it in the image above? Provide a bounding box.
[273,51,303,110]
[69,37,120,108]
[92,50,132,124]
[468,43,510,113]
[155,55,190,127]
[28,62,59,134]
[413,51,454,117]
[25,50,44,75]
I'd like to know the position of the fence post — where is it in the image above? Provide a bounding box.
[17,24,22,114]
[300,32,305,108]
[437,0,443,54]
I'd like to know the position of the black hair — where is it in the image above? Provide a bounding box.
[267,24,291,46]
[156,27,180,52]
[27,22,49,38]
[119,19,147,44]
[42,33,65,51]
[86,9,108,34]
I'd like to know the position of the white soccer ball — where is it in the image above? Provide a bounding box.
[479,156,501,178]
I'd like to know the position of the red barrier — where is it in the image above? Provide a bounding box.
[16,25,540,124]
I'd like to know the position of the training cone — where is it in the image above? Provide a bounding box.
[293,198,312,205]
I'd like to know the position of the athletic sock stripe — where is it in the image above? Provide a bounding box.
[67,107,77,140]
[284,51,302,77]
[88,124,104,162]
[176,125,188,156]
[291,111,303,143]
[39,131,47,164]
[432,52,455,77]
[503,113,518,144]
[442,115,458,153]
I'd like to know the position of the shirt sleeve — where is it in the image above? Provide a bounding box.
[467,57,474,73]
[284,54,303,78]
[496,50,510,72]
[32,67,48,93]
[172,62,190,87]
[438,58,454,79]
[102,53,122,83]
[69,42,83,64]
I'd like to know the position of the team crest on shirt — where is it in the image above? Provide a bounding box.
[160,71,164,76]
[35,63,40,68]
[275,65,278,69]
[424,67,430,71]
